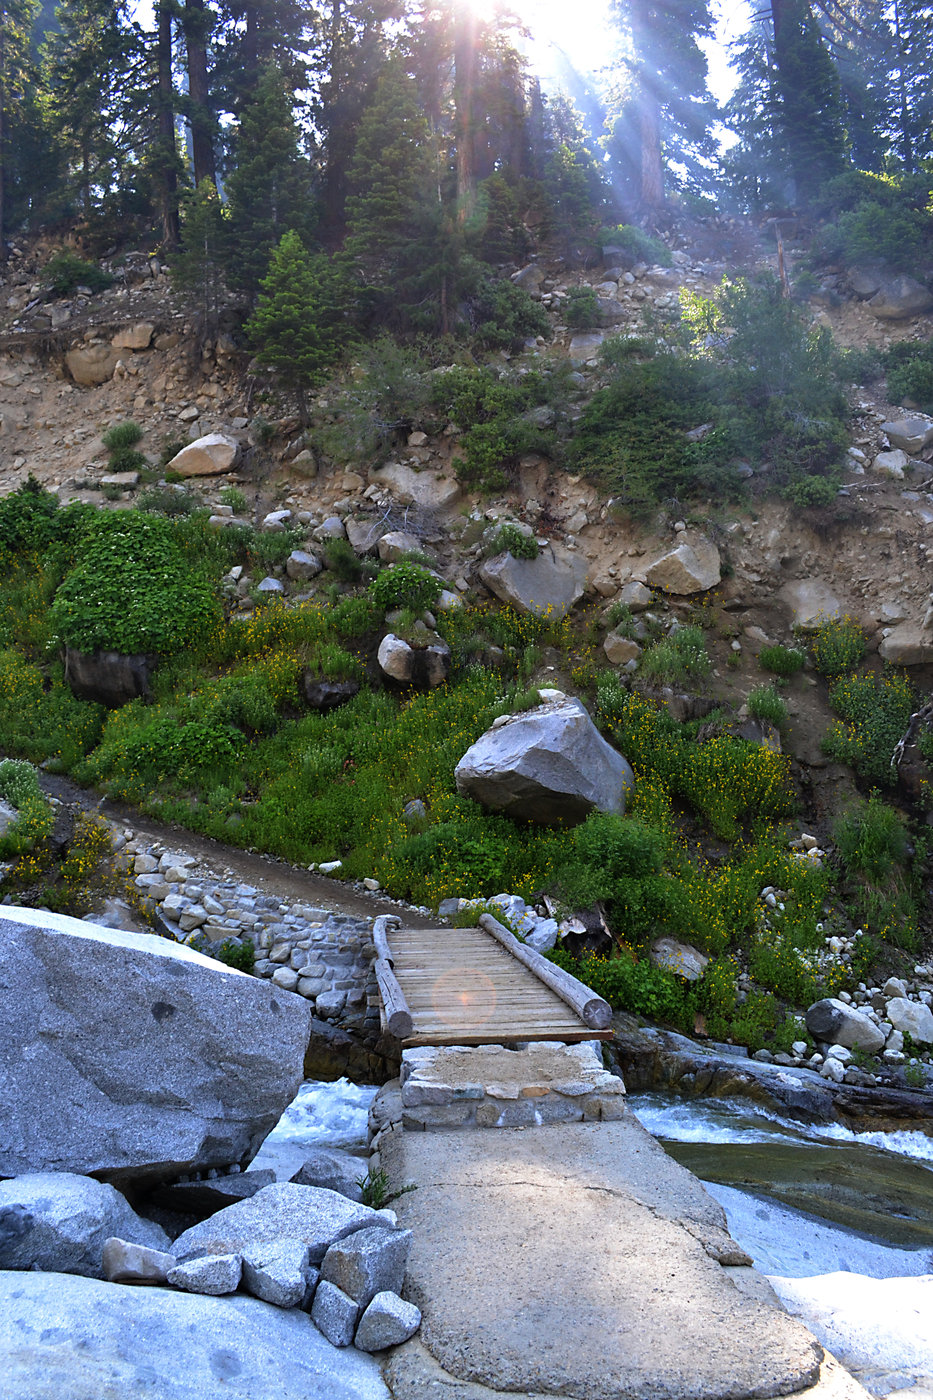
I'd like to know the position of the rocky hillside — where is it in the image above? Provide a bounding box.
[3,226,933,791]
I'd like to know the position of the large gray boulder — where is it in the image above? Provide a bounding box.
[0,1272,390,1400]
[867,275,933,320]
[166,433,240,477]
[172,1182,385,1267]
[885,997,933,1044]
[291,1148,367,1202]
[779,579,843,630]
[0,1173,170,1278]
[0,906,312,1184]
[479,542,588,618]
[63,644,155,707]
[805,998,885,1053]
[368,462,461,512]
[643,535,720,595]
[455,696,634,826]
[881,417,933,454]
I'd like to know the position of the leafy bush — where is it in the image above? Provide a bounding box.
[490,523,538,560]
[565,286,600,329]
[50,511,222,656]
[548,947,688,1025]
[213,937,255,973]
[43,249,112,296]
[102,421,143,452]
[323,537,365,583]
[470,278,551,351]
[600,224,672,267]
[0,758,42,809]
[759,644,806,678]
[814,199,930,273]
[639,626,711,687]
[885,339,933,412]
[571,344,739,515]
[680,737,794,840]
[369,562,440,613]
[430,365,561,492]
[823,670,914,786]
[0,791,54,858]
[809,615,866,678]
[220,485,248,514]
[748,683,787,726]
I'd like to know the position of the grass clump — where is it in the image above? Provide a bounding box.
[835,793,909,881]
[759,644,806,678]
[639,626,711,687]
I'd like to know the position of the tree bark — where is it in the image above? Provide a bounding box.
[453,3,477,226]
[0,17,6,263]
[156,0,179,249]
[628,0,664,211]
[184,0,216,188]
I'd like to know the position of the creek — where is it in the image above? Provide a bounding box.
[630,1092,933,1396]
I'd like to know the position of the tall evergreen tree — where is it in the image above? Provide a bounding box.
[343,60,454,331]
[606,0,718,214]
[43,0,145,218]
[770,0,848,201]
[223,61,314,296]
[0,0,40,254]
[246,228,346,422]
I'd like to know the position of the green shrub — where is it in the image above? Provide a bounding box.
[815,199,930,272]
[43,249,112,296]
[213,937,255,973]
[822,670,914,786]
[548,947,688,1025]
[680,737,794,840]
[138,486,202,517]
[759,644,806,678]
[220,486,248,514]
[369,562,440,613]
[324,537,364,583]
[470,278,551,351]
[0,791,55,857]
[885,339,933,411]
[640,626,711,687]
[600,224,672,267]
[809,615,866,678]
[834,793,909,880]
[102,421,144,452]
[49,511,222,656]
[565,286,600,329]
[0,758,43,809]
[748,683,787,727]
[490,523,538,560]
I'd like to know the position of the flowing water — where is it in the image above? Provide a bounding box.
[629,1092,933,1396]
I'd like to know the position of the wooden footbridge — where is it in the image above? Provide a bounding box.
[372,912,612,1047]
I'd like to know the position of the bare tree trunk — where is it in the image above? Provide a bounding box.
[629,0,664,212]
[185,0,216,187]
[156,0,179,249]
[0,18,6,264]
[453,5,477,226]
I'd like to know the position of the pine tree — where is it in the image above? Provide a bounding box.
[43,0,145,219]
[606,0,718,214]
[223,61,314,297]
[171,179,226,337]
[246,229,346,422]
[343,61,444,324]
[0,0,40,254]
[770,0,848,201]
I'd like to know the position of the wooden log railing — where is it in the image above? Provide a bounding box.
[372,916,413,1039]
[479,912,612,1031]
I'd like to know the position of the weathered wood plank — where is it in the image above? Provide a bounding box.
[373,957,413,1038]
[478,914,612,1030]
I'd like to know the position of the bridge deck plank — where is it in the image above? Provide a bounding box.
[382,924,602,1046]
